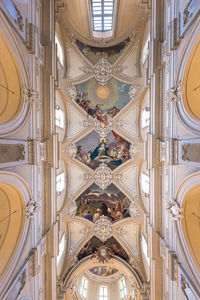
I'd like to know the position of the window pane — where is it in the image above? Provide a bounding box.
[119,278,127,299]
[56,172,65,193]
[142,108,150,128]
[141,173,149,194]
[55,35,64,65]
[57,234,65,265]
[91,0,114,32]
[80,277,88,299]
[142,235,150,266]
[56,108,65,129]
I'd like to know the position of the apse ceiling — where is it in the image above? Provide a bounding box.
[56,0,151,293]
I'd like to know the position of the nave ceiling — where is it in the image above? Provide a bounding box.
[55,1,151,297]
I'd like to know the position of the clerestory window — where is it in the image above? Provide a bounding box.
[91,0,114,32]
[56,172,65,195]
[119,278,127,299]
[99,285,108,300]
[141,235,150,266]
[57,234,65,265]
[142,107,150,128]
[80,276,88,299]
[55,106,65,129]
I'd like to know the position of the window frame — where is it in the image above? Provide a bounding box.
[141,173,150,195]
[56,172,65,195]
[141,234,150,266]
[119,277,127,299]
[141,107,150,129]
[57,234,65,265]
[55,34,64,66]
[91,0,114,32]
[80,276,88,299]
[55,105,65,129]
[99,285,108,300]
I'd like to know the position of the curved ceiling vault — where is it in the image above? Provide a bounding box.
[56,1,151,298]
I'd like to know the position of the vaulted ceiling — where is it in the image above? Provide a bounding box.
[56,0,151,298]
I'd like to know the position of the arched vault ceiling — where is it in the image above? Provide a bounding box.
[58,5,150,289]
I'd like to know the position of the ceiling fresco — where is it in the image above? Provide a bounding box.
[75,130,131,170]
[75,78,131,115]
[89,266,118,277]
[59,4,149,286]
[75,38,131,65]
[75,183,131,223]
[77,236,129,263]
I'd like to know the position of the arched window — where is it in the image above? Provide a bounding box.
[141,173,150,195]
[80,276,88,299]
[99,285,108,300]
[56,172,65,195]
[55,105,65,129]
[119,278,127,299]
[57,234,65,265]
[55,34,64,66]
[142,107,150,128]
[141,235,150,266]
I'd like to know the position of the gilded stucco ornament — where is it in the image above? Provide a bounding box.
[94,163,112,190]
[129,201,140,218]
[94,216,112,242]
[129,142,140,160]
[129,83,141,99]
[64,202,77,217]
[65,83,77,100]
[94,115,112,137]
[166,200,183,220]
[26,199,40,219]
[63,143,77,159]
[94,58,112,86]
[92,244,114,263]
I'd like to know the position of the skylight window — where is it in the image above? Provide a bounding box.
[91,0,114,32]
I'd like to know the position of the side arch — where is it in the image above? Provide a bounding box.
[58,255,148,299]
[0,11,31,137]
[175,171,200,288]
[0,171,31,293]
[175,17,200,134]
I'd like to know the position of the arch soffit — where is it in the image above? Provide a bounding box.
[175,17,200,134]
[62,255,144,291]
[175,171,200,285]
[0,11,31,137]
[0,171,31,288]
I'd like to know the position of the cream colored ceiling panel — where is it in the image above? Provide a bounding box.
[118,165,139,196]
[116,104,139,138]
[68,220,91,255]
[116,223,139,258]
[67,49,88,79]
[67,105,89,138]
[68,164,91,197]
[120,47,138,78]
